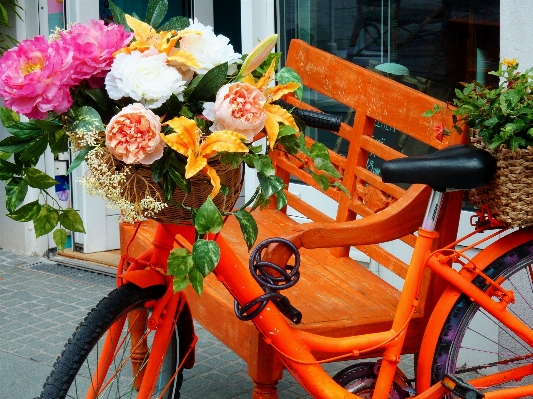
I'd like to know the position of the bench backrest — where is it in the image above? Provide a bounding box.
[272,39,466,290]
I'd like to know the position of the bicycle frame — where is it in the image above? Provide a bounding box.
[89,188,533,399]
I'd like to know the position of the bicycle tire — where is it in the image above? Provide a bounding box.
[431,240,533,397]
[39,283,184,399]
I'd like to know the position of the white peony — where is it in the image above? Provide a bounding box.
[105,47,187,108]
[179,19,241,75]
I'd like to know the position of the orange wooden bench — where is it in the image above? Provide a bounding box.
[121,39,466,398]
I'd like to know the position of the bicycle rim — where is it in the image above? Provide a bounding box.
[40,283,182,399]
[432,240,533,397]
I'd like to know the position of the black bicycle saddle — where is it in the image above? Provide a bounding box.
[381,144,496,191]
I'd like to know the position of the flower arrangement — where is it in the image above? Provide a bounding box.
[0,0,345,295]
[424,58,533,150]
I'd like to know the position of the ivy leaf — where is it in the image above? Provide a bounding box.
[70,106,104,133]
[195,197,223,235]
[59,209,86,233]
[298,134,311,157]
[5,177,28,212]
[188,63,228,102]
[172,275,189,293]
[167,248,193,277]
[188,268,204,296]
[0,106,20,127]
[158,16,190,31]
[0,158,20,180]
[6,200,41,222]
[168,166,190,194]
[278,132,300,155]
[48,129,69,155]
[235,209,258,250]
[309,142,331,162]
[20,134,48,161]
[192,239,220,277]
[146,0,168,28]
[276,190,288,210]
[24,167,58,189]
[33,204,59,238]
[219,152,246,169]
[257,172,284,198]
[253,155,275,176]
[53,228,68,251]
[313,157,342,178]
[33,119,63,132]
[311,171,331,191]
[67,145,95,175]
[277,66,303,99]
[333,181,351,197]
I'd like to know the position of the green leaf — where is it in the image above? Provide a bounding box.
[162,173,176,201]
[0,106,19,127]
[309,142,331,162]
[235,209,258,250]
[276,190,288,210]
[33,119,63,133]
[33,204,59,238]
[188,63,229,102]
[421,110,435,117]
[146,0,168,28]
[311,172,331,191]
[6,200,41,222]
[0,135,32,153]
[277,66,303,99]
[108,0,129,30]
[482,117,499,128]
[0,158,20,179]
[278,132,300,155]
[24,167,58,189]
[313,157,342,178]
[84,88,116,114]
[172,275,189,292]
[167,248,193,277]
[298,134,311,157]
[192,239,220,277]
[195,197,223,234]
[168,166,190,194]
[48,129,69,155]
[158,16,190,31]
[20,134,48,161]
[53,228,68,251]
[0,151,11,161]
[219,152,246,169]
[5,177,28,212]
[151,149,171,183]
[59,209,86,233]
[257,173,284,199]
[188,268,204,296]
[67,146,95,175]
[253,155,275,176]
[333,181,351,197]
[5,122,43,139]
[70,106,104,133]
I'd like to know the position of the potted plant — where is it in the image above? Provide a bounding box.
[0,0,346,295]
[424,58,533,227]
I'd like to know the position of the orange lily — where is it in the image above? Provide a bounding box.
[118,15,200,70]
[242,59,300,149]
[160,116,248,197]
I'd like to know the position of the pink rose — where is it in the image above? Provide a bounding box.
[105,103,165,165]
[61,20,133,87]
[0,36,74,119]
[203,82,267,141]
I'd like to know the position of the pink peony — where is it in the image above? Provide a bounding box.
[105,103,165,165]
[61,20,133,87]
[203,82,267,142]
[0,36,74,119]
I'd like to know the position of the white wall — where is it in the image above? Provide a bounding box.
[500,0,533,69]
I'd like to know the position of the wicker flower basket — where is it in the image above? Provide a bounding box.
[469,137,533,228]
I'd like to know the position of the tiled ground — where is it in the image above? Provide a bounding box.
[0,247,413,398]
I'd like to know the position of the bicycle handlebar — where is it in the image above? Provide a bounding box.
[274,99,342,132]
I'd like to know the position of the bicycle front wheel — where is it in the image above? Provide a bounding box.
[39,283,183,399]
[431,240,533,397]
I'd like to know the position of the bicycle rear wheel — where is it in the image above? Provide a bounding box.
[431,240,533,397]
[39,283,183,399]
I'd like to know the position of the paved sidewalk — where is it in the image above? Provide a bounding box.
[0,247,413,398]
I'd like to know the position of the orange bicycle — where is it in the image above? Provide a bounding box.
[37,141,533,399]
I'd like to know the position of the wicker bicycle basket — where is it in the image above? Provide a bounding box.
[116,155,244,225]
[469,136,533,228]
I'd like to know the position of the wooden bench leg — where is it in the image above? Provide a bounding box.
[248,334,284,399]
